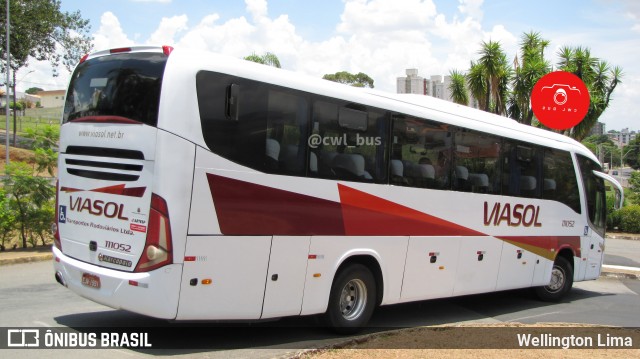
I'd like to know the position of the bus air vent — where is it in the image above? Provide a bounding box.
[64,146,145,182]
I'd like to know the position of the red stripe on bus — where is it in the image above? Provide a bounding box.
[338,184,486,236]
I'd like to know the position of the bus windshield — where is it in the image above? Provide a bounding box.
[63,52,168,126]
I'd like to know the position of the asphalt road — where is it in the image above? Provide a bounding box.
[1,256,639,358]
[605,237,640,267]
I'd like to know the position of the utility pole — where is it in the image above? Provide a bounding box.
[11,70,15,145]
[5,0,10,166]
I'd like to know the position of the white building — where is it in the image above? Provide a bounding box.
[608,128,637,148]
[35,90,66,108]
[397,68,478,108]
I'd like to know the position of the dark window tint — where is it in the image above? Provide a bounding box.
[310,101,387,183]
[453,130,501,194]
[390,116,452,189]
[577,155,605,235]
[266,91,309,175]
[501,142,542,199]
[543,149,581,213]
[63,52,168,126]
[197,71,310,174]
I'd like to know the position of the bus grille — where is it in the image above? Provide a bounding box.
[64,146,145,182]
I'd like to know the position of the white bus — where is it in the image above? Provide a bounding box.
[53,46,623,332]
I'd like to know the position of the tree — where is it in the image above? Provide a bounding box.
[625,136,640,170]
[24,125,59,176]
[26,87,44,95]
[466,60,487,111]
[477,40,511,115]
[508,32,550,125]
[2,162,55,248]
[448,69,468,105]
[556,46,623,141]
[0,189,16,251]
[243,52,281,68]
[1,0,91,145]
[322,71,375,88]
[583,134,614,146]
[582,135,620,167]
[0,0,93,76]
[453,32,622,139]
[28,200,55,247]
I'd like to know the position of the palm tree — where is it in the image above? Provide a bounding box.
[456,32,623,139]
[508,32,550,125]
[477,40,511,114]
[556,46,623,140]
[244,52,281,68]
[448,69,469,105]
[466,61,487,111]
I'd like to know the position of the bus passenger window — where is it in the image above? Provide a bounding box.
[309,101,387,183]
[453,131,501,194]
[266,90,309,176]
[391,116,452,189]
[501,142,542,199]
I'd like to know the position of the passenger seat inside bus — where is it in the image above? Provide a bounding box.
[332,153,372,181]
[520,175,537,196]
[265,138,280,170]
[390,159,406,185]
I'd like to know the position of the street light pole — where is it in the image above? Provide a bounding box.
[5,0,9,167]
[620,145,639,170]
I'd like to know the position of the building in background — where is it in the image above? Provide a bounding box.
[35,90,66,108]
[608,128,637,148]
[588,122,605,137]
[396,68,478,108]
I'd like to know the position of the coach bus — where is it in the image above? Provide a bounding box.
[52,45,623,332]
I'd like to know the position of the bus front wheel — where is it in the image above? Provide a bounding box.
[535,256,573,302]
[325,264,376,334]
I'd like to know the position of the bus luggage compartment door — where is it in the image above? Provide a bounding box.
[177,236,271,320]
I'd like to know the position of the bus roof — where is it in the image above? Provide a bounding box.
[145,46,600,164]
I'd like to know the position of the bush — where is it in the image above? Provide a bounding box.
[606,193,621,230]
[617,205,640,233]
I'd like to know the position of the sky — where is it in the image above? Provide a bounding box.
[15,0,640,132]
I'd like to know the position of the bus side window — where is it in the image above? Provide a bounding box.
[501,141,542,199]
[453,130,501,194]
[310,100,387,183]
[266,90,309,176]
[390,116,451,190]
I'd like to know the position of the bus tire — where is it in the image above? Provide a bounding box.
[535,256,573,302]
[325,264,376,334]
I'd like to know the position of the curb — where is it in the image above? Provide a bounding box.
[0,252,53,266]
[606,235,640,241]
[600,265,640,280]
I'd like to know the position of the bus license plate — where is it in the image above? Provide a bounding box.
[81,273,101,289]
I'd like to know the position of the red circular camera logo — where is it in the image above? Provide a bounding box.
[531,71,590,130]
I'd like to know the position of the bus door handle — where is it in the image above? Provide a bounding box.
[477,251,485,261]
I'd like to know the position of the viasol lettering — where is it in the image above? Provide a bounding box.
[483,201,542,227]
[69,196,129,221]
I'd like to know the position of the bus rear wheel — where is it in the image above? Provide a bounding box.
[535,256,573,302]
[325,264,376,334]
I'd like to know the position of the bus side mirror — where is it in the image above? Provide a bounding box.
[593,170,624,210]
[614,187,623,210]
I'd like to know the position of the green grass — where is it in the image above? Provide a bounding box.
[0,107,62,135]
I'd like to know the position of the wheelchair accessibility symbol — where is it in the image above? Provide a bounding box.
[58,205,67,223]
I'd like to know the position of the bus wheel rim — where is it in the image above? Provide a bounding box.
[339,278,367,320]
[547,266,565,292]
